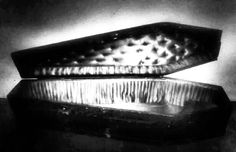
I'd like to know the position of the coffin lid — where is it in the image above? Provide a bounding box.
[12,22,222,78]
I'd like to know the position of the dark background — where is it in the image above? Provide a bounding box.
[0,0,236,100]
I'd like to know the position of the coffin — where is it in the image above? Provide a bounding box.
[8,22,231,142]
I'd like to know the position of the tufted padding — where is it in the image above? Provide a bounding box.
[51,34,197,66]
[12,22,222,78]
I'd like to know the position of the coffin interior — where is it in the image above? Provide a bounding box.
[8,78,229,116]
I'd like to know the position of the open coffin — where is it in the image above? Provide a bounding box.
[8,22,231,142]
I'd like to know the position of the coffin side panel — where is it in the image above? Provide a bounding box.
[7,79,231,142]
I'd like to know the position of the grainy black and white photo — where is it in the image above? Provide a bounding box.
[0,0,236,152]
